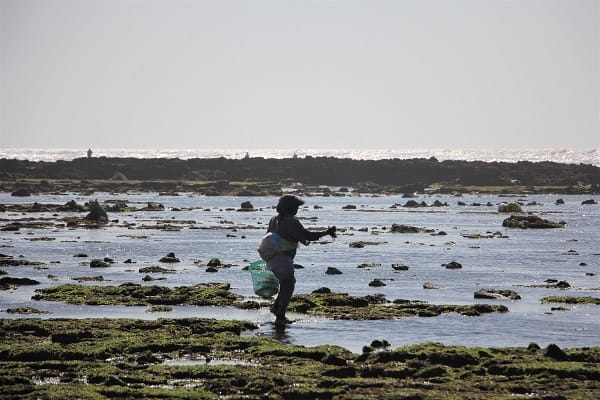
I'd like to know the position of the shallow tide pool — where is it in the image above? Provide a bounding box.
[1,191,598,353]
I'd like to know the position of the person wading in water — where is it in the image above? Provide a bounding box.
[267,195,336,325]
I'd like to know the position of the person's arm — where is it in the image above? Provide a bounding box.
[290,219,336,244]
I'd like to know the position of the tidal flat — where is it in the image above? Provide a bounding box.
[1,175,599,398]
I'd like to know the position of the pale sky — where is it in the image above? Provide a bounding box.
[1,0,599,150]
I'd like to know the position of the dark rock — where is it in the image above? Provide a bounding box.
[139,266,175,273]
[206,267,218,272]
[403,200,422,208]
[142,202,165,211]
[61,199,85,211]
[90,259,111,268]
[160,252,180,263]
[390,224,426,233]
[0,277,40,286]
[72,276,104,282]
[423,282,441,289]
[556,280,571,288]
[357,262,381,269]
[370,339,390,348]
[239,201,255,210]
[474,289,521,300]
[581,199,597,205]
[502,215,565,229]
[442,261,462,269]
[11,188,31,197]
[325,267,342,275]
[555,198,565,205]
[349,241,385,248]
[391,264,409,270]
[322,354,347,366]
[142,275,166,281]
[368,279,386,287]
[85,200,108,221]
[528,342,541,351]
[313,287,331,294]
[207,258,222,267]
[498,202,523,213]
[342,204,357,210]
[544,344,568,361]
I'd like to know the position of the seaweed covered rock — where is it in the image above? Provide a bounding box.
[502,215,565,229]
[287,291,508,320]
[0,277,40,290]
[497,202,523,213]
[11,188,31,197]
[31,282,242,307]
[390,224,432,233]
[90,259,111,268]
[442,261,462,269]
[159,252,180,263]
[475,289,521,300]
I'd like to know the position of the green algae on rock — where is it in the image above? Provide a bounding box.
[288,292,508,320]
[502,215,565,229]
[541,296,600,305]
[0,258,45,267]
[5,306,50,314]
[0,318,598,400]
[31,282,243,307]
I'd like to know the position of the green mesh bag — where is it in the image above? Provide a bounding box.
[248,260,279,298]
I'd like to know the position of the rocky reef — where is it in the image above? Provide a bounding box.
[1,318,599,399]
[1,156,599,194]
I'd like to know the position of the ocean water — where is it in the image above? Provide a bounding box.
[1,191,598,352]
[1,147,599,166]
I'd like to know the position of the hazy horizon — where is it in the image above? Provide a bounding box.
[1,0,599,150]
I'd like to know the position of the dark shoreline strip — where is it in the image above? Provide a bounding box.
[2,156,599,188]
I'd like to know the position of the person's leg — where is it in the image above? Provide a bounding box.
[267,255,296,321]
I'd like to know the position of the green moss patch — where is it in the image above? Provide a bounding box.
[288,292,509,320]
[541,296,600,305]
[0,318,598,399]
[31,282,243,307]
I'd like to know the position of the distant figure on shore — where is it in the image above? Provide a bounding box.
[87,148,93,158]
[266,195,336,326]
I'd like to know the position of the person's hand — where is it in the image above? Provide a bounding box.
[326,226,337,238]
